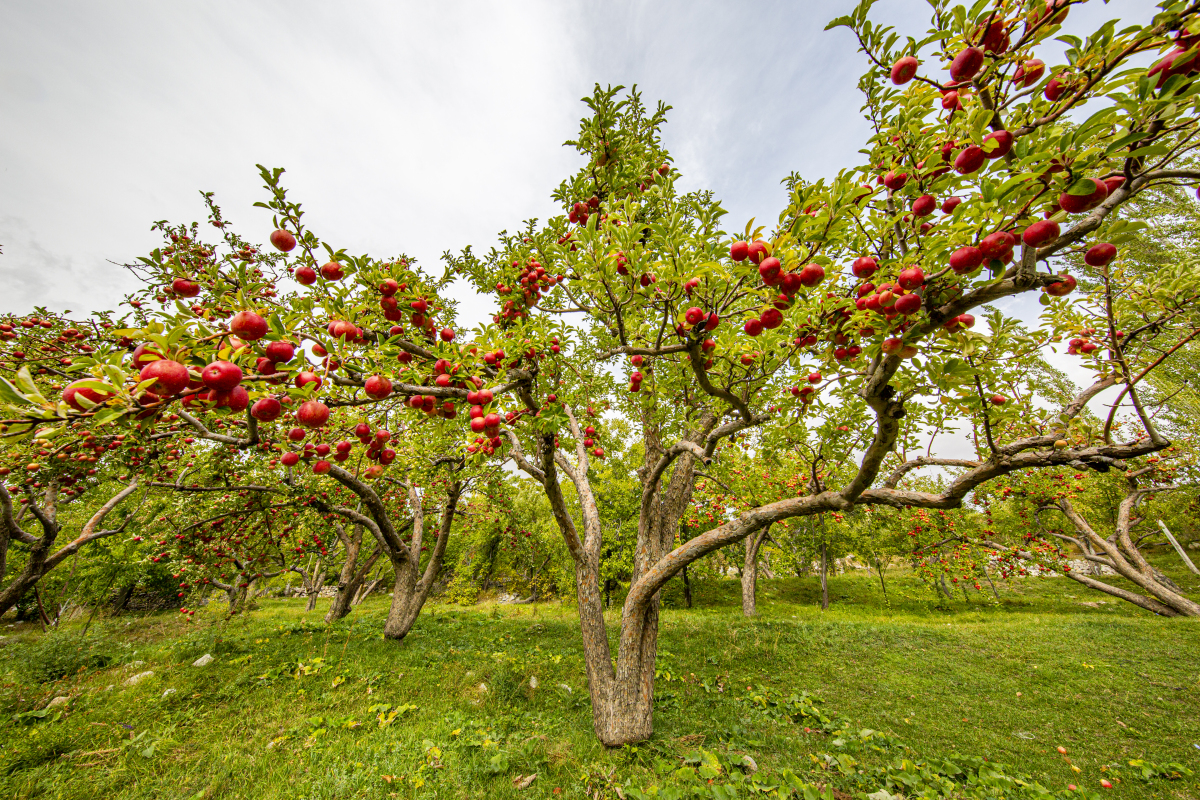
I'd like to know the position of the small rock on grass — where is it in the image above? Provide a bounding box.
[192,654,214,667]
[46,695,70,708]
[124,671,154,687]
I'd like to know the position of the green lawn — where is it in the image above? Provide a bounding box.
[1,566,1198,800]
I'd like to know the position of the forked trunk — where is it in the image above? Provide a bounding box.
[740,525,770,617]
[304,562,325,612]
[1052,498,1200,617]
[380,484,461,640]
[326,544,381,623]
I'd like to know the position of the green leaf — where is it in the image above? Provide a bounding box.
[0,376,33,407]
[14,368,47,405]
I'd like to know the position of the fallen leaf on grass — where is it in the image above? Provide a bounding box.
[512,773,538,789]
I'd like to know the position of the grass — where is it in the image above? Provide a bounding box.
[0,564,1198,800]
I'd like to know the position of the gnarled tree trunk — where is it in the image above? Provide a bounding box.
[1050,488,1200,617]
[0,481,140,617]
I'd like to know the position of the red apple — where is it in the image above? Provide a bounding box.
[214,385,249,412]
[898,266,925,290]
[685,307,705,326]
[744,318,764,336]
[201,361,242,391]
[131,342,166,369]
[1022,220,1060,247]
[950,47,985,81]
[251,396,283,421]
[883,171,908,191]
[269,229,297,252]
[295,371,322,390]
[230,310,268,341]
[172,278,201,297]
[295,265,317,285]
[955,145,985,174]
[281,452,300,467]
[982,130,1013,159]
[852,256,878,279]
[264,340,295,363]
[912,195,936,217]
[894,293,922,315]
[296,399,330,428]
[758,257,782,286]
[1059,178,1108,214]
[63,380,113,411]
[1044,274,1077,296]
[730,241,749,261]
[139,359,189,396]
[977,19,1009,53]
[1044,75,1069,101]
[990,394,1007,405]
[890,55,919,85]
[1084,243,1117,267]
[951,246,986,276]
[761,308,784,329]
[798,264,825,287]
[320,262,345,281]
[1013,58,1045,87]
[365,375,392,399]
[979,231,1017,260]
[941,196,963,214]
[746,241,768,264]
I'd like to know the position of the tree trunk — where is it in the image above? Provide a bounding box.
[875,557,888,600]
[819,543,829,610]
[304,558,325,612]
[741,525,770,617]
[226,581,253,615]
[326,542,381,624]
[382,485,461,640]
[0,481,138,618]
[111,582,136,612]
[681,564,692,608]
[353,570,385,606]
[1053,498,1200,617]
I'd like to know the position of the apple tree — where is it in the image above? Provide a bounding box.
[450,0,1200,745]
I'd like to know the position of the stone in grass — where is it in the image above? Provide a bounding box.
[162,688,176,699]
[124,671,154,687]
[46,695,70,708]
[192,654,214,667]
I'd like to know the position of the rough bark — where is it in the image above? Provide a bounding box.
[740,525,770,617]
[304,558,326,612]
[1050,493,1200,617]
[379,481,461,640]
[325,522,382,624]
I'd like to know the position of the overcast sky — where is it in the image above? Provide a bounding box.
[1,1,1154,317]
[0,0,1159,454]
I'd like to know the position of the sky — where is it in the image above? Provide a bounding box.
[0,0,1161,458]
